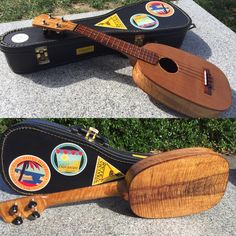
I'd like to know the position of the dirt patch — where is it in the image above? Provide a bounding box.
[52,3,97,15]
[71,3,97,12]
[52,7,69,16]
[104,2,122,9]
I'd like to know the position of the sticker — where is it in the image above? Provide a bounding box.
[76,45,95,56]
[11,33,29,43]
[50,143,87,176]
[8,155,51,192]
[146,1,175,17]
[130,14,159,30]
[95,14,127,30]
[92,156,125,186]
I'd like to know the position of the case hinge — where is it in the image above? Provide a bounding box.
[35,46,50,65]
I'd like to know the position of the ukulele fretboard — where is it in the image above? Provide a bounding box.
[75,24,159,65]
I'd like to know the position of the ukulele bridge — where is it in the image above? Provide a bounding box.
[203,69,213,95]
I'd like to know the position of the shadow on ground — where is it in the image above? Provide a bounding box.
[229,169,236,186]
[182,31,212,59]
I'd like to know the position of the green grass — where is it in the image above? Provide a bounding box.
[0,0,235,32]
[0,119,236,154]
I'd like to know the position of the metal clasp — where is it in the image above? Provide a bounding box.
[85,127,99,142]
[35,46,50,65]
[134,35,145,46]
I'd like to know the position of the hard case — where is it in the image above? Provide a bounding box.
[0,119,154,195]
[0,1,193,74]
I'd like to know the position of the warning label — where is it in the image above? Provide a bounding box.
[95,14,127,30]
[92,156,125,185]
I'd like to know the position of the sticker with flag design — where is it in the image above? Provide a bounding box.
[146,1,175,17]
[50,143,87,176]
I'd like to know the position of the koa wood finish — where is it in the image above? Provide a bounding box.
[0,148,228,224]
[32,15,232,117]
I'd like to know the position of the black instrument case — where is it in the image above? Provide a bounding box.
[0,1,193,74]
[0,119,155,195]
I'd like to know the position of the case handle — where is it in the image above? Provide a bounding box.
[70,125,109,146]
[189,23,196,30]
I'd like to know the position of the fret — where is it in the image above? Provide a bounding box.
[105,35,110,46]
[124,43,130,54]
[101,34,105,43]
[116,40,121,50]
[111,39,115,48]
[120,41,126,52]
[94,31,99,40]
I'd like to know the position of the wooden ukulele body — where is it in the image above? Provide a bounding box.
[133,43,232,117]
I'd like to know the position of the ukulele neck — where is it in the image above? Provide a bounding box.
[74,24,159,65]
[44,180,124,208]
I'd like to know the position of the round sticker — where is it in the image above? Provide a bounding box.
[11,33,29,43]
[130,14,159,30]
[146,1,175,17]
[50,143,87,176]
[8,155,51,192]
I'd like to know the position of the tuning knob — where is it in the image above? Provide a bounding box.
[9,204,18,216]
[12,216,23,225]
[28,211,40,221]
[28,200,37,209]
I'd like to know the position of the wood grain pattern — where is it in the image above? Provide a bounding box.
[133,44,232,117]
[127,148,229,218]
[0,148,229,223]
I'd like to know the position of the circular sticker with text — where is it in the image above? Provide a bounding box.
[146,1,175,17]
[130,14,159,30]
[50,143,87,176]
[8,155,51,192]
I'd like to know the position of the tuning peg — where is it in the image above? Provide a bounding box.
[61,17,65,22]
[28,200,37,209]
[48,13,53,19]
[12,216,23,225]
[56,23,61,28]
[9,204,18,216]
[43,20,47,25]
[28,211,40,221]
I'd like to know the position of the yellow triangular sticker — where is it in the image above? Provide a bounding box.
[92,156,125,185]
[95,14,127,30]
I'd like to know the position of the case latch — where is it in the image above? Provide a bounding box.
[35,46,50,65]
[85,127,99,142]
[134,35,145,46]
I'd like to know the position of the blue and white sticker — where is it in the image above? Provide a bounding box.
[130,14,159,30]
[50,143,87,176]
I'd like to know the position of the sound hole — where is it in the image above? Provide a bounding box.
[159,58,178,73]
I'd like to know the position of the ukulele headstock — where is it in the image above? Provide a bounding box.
[32,14,76,32]
[0,195,46,225]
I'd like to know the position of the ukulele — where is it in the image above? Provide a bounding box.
[0,148,228,225]
[32,15,232,118]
